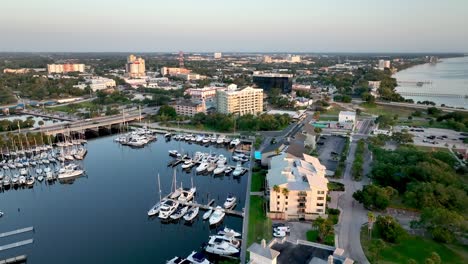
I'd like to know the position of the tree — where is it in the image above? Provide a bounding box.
[353,184,396,210]
[368,239,386,263]
[368,212,376,239]
[312,217,334,243]
[414,207,467,243]
[428,252,441,264]
[157,105,177,119]
[375,215,407,243]
[391,132,414,143]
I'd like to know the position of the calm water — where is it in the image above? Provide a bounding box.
[0,115,67,128]
[0,136,247,263]
[394,56,468,108]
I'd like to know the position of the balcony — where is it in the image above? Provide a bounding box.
[297,203,306,209]
[297,198,306,203]
[298,191,307,197]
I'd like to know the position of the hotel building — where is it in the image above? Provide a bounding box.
[216,86,263,116]
[47,63,85,74]
[125,55,146,78]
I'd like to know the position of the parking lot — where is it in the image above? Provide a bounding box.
[272,221,311,241]
[316,135,346,172]
[396,126,468,149]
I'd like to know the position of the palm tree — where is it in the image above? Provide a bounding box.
[368,212,376,239]
[272,185,280,214]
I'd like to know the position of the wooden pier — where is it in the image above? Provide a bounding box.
[0,239,34,252]
[173,199,244,217]
[0,227,34,238]
[0,255,27,264]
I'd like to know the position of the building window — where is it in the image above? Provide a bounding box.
[277,207,280,211]
[285,202,288,205]
[317,209,323,213]
[285,207,288,211]
[277,202,280,205]
[317,191,325,194]
[317,203,324,207]
[285,196,288,200]
[317,197,324,200]
[277,196,280,199]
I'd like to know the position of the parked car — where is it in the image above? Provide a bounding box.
[274,226,291,233]
[273,230,287,238]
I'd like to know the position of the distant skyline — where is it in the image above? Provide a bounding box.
[1,0,468,53]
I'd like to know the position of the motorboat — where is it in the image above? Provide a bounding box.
[168,150,180,157]
[37,175,44,182]
[195,135,204,143]
[232,163,244,177]
[158,200,179,219]
[58,164,84,180]
[223,194,236,209]
[3,176,10,187]
[206,162,216,173]
[46,171,54,182]
[178,187,196,202]
[202,137,210,144]
[164,132,172,139]
[217,155,227,165]
[36,168,43,175]
[224,167,233,174]
[26,177,35,186]
[186,251,211,264]
[216,135,226,144]
[183,206,199,222]
[202,208,213,220]
[210,135,217,143]
[213,165,226,175]
[218,227,242,238]
[223,137,231,144]
[170,187,183,199]
[209,234,241,249]
[166,256,189,264]
[229,138,241,147]
[19,168,28,176]
[204,236,239,256]
[0,211,3,217]
[170,205,189,220]
[181,160,195,170]
[19,176,26,185]
[209,206,225,225]
[147,199,166,216]
[196,162,209,173]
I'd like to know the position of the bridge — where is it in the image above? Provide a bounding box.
[21,109,76,122]
[398,91,467,98]
[397,80,432,85]
[17,107,160,136]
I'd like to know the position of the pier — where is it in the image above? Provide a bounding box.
[398,91,467,98]
[0,227,34,238]
[174,199,244,217]
[0,239,34,252]
[0,255,27,264]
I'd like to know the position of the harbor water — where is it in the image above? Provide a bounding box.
[0,136,248,263]
[394,56,468,108]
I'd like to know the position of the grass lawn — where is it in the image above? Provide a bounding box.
[360,103,416,117]
[247,196,272,246]
[251,170,266,192]
[49,101,97,113]
[324,104,347,116]
[361,226,466,264]
[412,145,451,153]
[307,230,319,242]
[327,181,345,192]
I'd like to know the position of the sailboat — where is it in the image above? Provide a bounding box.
[178,176,196,202]
[169,168,183,199]
[147,174,165,216]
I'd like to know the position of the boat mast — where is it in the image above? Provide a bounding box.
[158,173,162,202]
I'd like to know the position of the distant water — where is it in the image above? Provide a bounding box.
[0,136,247,263]
[394,56,468,108]
[0,115,67,128]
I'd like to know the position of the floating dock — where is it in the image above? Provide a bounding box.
[0,255,27,264]
[0,239,34,252]
[0,227,34,239]
[174,199,244,217]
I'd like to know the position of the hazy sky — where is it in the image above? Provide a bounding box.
[1,0,467,52]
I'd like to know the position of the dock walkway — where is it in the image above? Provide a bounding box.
[0,227,34,239]
[0,239,34,252]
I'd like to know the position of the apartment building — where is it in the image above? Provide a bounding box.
[216,86,263,116]
[125,55,146,78]
[172,99,206,117]
[47,63,85,74]
[185,86,226,100]
[267,152,328,220]
[160,67,191,76]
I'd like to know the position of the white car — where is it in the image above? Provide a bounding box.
[273,230,286,238]
[274,226,291,233]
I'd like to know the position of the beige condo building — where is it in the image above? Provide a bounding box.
[125,54,146,78]
[216,86,263,116]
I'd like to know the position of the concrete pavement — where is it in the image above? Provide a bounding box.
[336,139,370,264]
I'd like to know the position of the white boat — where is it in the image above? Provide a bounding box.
[45,171,54,181]
[148,174,165,216]
[217,155,227,165]
[19,168,28,176]
[178,187,196,202]
[26,177,35,186]
[202,208,213,220]
[202,137,210,144]
[181,160,194,169]
[183,206,199,222]
[166,256,187,264]
[224,167,233,174]
[170,205,189,220]
[206,162,216,173]
[210,135,217,143]
[3,176,10,186]
[223,194,236,209]
[164,132,172,139]
[37,175,44,182]
[168,150,180,157]
[19,176,26,185]
[158,200,179,219]
[36,168,43,175]
[186,251,211,264]
[210,234,241,249]
[0,211,3,217]
[218,227,242,238]
[229,138,241,147]
[58,164,84,180]
[196,162,209,173]
[213,165,226,175]
[216,135,226,144]
[204,235,239,256]
[209,206,225,225]
[232,163,244,177]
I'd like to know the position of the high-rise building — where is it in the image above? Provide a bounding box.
[378,60,391,70]
[47,64,85,74]
[216,86,263,116]
[214,52,222,59]
[125,55,146,78]
[252,72,293,94]
[288,55,301,63]
[160,67,191,76]
[267,152,328,220]
[263,56,272,63]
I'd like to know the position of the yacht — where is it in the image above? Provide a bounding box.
[0,211,3,217]
[216,135,226,144]
[181,160,195,170]
[232,163,244,177]
[223,194,237,209]
[204,236,239,256]
[36,168,43,175]
[209,206,225,225]
[224,167,233,175]
[217,155,227,165]
[166,256,189,264]
[195,135,204,143]
[202,137,210,144]
[229,138,241,147]
[210,234,241,249]
[164,132,172,139]
[186,251,211,264]
[195,162,209,173]
[158,200,179,219]
[170,204,189,220]
[218,227,242,238]
[37,175,44,182]
[19,168,28,176]
[206,162,216,173]
[147,199,166,216]
[58,164,84,180]
[210,135,217,143]
[178,187,196,203]
[168,150,180,157]
[18,176,26,185]
[3,176,10,187]
[46,171,54,182]
[202,208,213,220]
[213,165,226,175]
[183,206,199,222]
[26,177,35,186]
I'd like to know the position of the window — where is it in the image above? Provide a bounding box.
[317,191,325,194]
[316,209,323,213]
[277,207,280,211]
[277,202,280,205]
[317,197,325,200]
[285,207,288,211]
[285,196,288,199]
[317,203,324,207]
[285,202,288,205]
[277,195,280,199]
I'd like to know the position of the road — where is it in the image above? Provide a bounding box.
[336,138,370,264]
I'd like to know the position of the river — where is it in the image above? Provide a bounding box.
[0,136,247,263]
[394,56,468,108]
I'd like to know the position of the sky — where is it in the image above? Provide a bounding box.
[1,0,467,53]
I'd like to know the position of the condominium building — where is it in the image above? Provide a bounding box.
[47,63,85,74]
[172,99,206,117]
[185,86,226,100]
[216,86,263,116]
[87,77,116,91]
[125,55,146,78]
[267,152,328,220]
[378,60,391,70]
[214,52,222,59]
[160,67,191,76]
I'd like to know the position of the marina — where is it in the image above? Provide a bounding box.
[0,133,249,263]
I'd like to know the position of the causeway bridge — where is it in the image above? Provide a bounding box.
[398,91,467,98]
